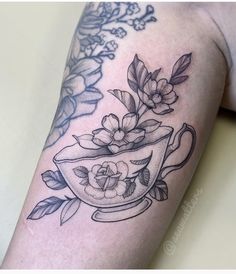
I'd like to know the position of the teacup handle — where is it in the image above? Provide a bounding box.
[159,123,196,179]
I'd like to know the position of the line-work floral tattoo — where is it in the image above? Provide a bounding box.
[44,2,157,149]
[28,52,196,224]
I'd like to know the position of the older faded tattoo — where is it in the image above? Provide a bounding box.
[44,2,157,149]
[28,53,196,224]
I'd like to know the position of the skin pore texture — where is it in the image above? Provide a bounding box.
[2,2,233,269]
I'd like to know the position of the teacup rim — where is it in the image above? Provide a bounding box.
[53,125,173,164]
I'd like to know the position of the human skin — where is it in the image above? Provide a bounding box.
[1,3,233,269]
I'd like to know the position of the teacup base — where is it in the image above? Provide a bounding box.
[91,197,152,222]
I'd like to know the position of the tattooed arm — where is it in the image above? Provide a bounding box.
[2,3,229,268]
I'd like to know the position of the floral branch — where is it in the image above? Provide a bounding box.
[127,53,192,115]
[44,2,157,149]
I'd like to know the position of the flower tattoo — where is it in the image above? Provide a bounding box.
[85,161,128,199]
[138,78,178,115]
[92,113,145,153]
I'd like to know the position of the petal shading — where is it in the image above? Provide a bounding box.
[122,112,138,131]
[153,103,172,115]
[156,78,173,95]
[138,89,155,108]
[102,114,120,132]
[143,79,157,96]
[108,144,122,154]
[102,161,117,175]
[125,128,145,143]
[92,129,113,146]
[64,74,85,95]
[94,175,107,189]
[162,91,178,104]
[105,174,120,189]
[91,164,102,175]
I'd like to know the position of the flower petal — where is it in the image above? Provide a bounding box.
[92,129,113,146]
[111,139,127,148]
[116,161,128,180]
[162,91,178,104]
[88,171,100,188]
[85,185,104,199]
[102,114,119,132]
[115,181,127,195]
[108,144,120,154]
[63,74,85,95]
[125,128,145,143]
[156,78,173,95]
[143,79,157,95]
[152,103,172,115]
[91,164,101,175]
[108,143,134,154]
[95,175,107,189]
[122,113,138,131]
[102,161,117,174]
[138,89,155,108]
[105,189,117,199]
[106,174,120,189]
[70,58,102,86]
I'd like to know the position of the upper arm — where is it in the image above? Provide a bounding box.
[2,3,229,269]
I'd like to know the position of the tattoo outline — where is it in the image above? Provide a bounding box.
[28,52,196,224]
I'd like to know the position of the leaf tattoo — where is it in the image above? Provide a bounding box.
[60,198,81,225]
[73,166,89,185]
[42,170,67,190]
[130,152,153,166]
[138,168,150,186]
[170,53,192,85]
[149,180,168,201]
[27,197,65,220]
[108,89,136,113]
[73,166,89,178]
[127,54,149,93]
[138,119,161,133]
[123,181,136,198]
[151,68,161,81]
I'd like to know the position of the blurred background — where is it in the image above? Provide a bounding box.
[0,2,236,268]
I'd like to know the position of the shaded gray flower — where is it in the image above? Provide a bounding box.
[105,40,118,51]
[92,113,145,153]
[85,161,128,199]
[111,27,127,38]
[138,78,178,115]
[133,18,146,31]
[126,3,140,15]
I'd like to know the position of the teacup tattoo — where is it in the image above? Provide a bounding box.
[28,53,196,224]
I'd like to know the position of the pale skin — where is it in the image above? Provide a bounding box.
[1,3,236,269]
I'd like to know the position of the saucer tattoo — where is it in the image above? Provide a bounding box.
[28,53,196,224]
[44,2,157,149]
